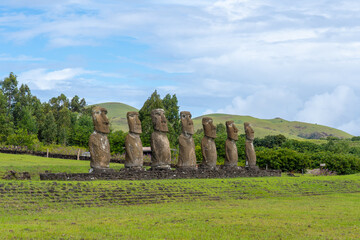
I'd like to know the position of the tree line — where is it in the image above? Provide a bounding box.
[0,72,90,147]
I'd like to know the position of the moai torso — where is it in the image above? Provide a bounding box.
[200,117,217,169]
[125,133,143,168]
[224,121,239,167]
[89,132,110,169]
[125,112,143,168]
[244,122,257,167]
[225,139,238,167]
[177,111,197,169]
[151,131,171,168]
[150,109,171,169]
[89,106,111,170]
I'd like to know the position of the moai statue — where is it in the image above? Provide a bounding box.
[177,111,197,169]
[224,121,239,168]
[89,106,111,171]
[125,112,143,169]
[244,122,257,169]
[200,117,217,169]
[150,109,171,170]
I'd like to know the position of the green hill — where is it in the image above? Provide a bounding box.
[193,114,352,139]
[88,102,138,131]
[90,103,352,139]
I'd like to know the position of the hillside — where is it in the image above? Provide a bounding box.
[90,102,352,139]
[88,102,138,131]
[193,114,352,139]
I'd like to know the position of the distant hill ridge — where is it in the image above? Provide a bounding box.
[90,102,352,139]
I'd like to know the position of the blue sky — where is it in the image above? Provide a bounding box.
[1,0,360,135]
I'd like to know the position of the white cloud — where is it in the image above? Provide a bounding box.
[214,87,303,119]
[0,54,44,61]
[19,68,89,90]
[296,86,360,128]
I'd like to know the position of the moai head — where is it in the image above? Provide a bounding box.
[151,108,168,132]
[92,106,110,134]
[202,117,216,139]
[226,121,238,141]
[244,122,255,141]
[127,111,142,134]
[180,111,194,135]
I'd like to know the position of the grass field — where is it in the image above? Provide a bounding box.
[0,153,359,239]
[0,153,124,180]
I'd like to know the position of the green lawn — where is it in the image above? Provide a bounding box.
[0,194,359,239]
[0,153,359,239]
[0,153,124,180]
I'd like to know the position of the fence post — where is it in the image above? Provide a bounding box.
[77,149,80,160]
[46,148,49,158]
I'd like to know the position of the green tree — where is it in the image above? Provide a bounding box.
[0,90,14,141]
[57,107,72,145]
[70,114,93,147]
[108,130,127,154]
[162,94,180,147]
[42,111,58,144]
[139,90,164,146]
[0,72,18,115]
[70,95,86,113]
[17,106,38,134]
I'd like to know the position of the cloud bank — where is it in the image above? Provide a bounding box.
[1,0,360,134]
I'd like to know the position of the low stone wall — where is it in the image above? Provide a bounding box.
[40,168,281,181]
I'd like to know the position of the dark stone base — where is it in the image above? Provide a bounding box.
[40,167,281,181]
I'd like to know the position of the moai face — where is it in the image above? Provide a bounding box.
[151,108,168,132]
[226,121,238,141]
[244,122,255,141]
[127,111,142,134]
[92,106,110,134]
[180,111,194,135]
[202,117,216,139]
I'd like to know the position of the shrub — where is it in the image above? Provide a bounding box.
[6,128,39,149]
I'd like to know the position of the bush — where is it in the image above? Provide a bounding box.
[108,130,126,155]
[6,128,39,149]
[256,148,310,172]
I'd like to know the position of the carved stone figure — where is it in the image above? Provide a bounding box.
[224,121,239,168]
[125,111,143,168]
[89,106,111,170]
[244,122,257,168]
[177,111,197,169]
[150,109,171,169]
[200,117,217,169]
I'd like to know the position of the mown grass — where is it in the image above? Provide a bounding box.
[0,194,359,239]
[1,153,360,239]
[0,153,124,180]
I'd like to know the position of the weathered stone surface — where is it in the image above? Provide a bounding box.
[244,122,257,168]
[125,112,143,168]
[224,121,239,168]
[151,109,171,169]
[178,111,197,169]
[89,106,111,169]
[200,117,217,169]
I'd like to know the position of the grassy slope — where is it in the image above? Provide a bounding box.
[0,153,359,239]
[193,114,353,139]
[90,102,352,139]
[87,102,138,131]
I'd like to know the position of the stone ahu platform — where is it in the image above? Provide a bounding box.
[40,168,281,181]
